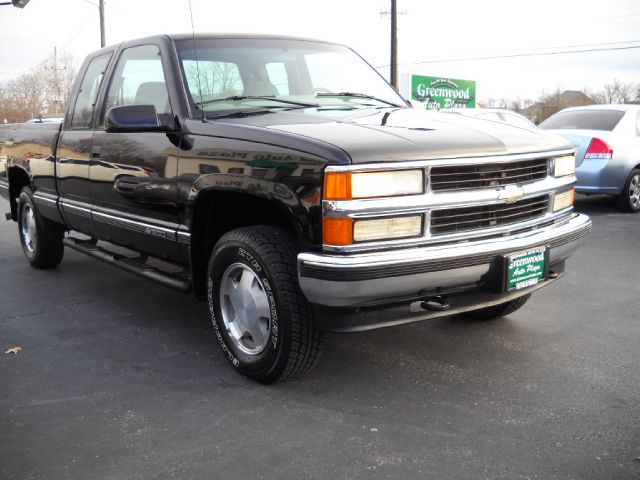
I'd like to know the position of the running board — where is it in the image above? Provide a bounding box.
[63,237,192,292]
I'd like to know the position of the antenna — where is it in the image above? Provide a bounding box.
[188,0,205,122]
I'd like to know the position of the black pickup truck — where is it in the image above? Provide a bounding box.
[0,34,591,382]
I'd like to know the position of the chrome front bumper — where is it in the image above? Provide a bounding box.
[298,213,591,308]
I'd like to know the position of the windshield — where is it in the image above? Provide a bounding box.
[175,38,405,116]
[539,109,625,131]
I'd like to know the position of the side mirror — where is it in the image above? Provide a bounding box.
[105,105,175,133]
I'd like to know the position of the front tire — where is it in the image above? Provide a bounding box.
[17,187,65,269]
[617,168,640,213]
[465,294,531,320]
[207,226,324,383]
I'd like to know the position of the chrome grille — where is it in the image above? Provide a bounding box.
[430,195,549,236]
[430,158,549,192]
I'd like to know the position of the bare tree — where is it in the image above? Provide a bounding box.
[604,79,634,104]
[0,49,76,123]
[483,97,517,109]
[537,87,565,121]
[583,87,606,104]
[187,62,242,99]
[43,50,76,116]
[0,86,20,123]
[5,72,46,121]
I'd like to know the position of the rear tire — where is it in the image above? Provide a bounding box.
[207,226,324,383]
[616,168,640,213]
[17,187,65,269]
[465,294,531,321]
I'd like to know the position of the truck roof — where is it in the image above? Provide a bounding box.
[91,33,343,56]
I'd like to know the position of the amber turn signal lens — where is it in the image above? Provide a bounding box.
[323,172,352,200]
[323,218,353,245]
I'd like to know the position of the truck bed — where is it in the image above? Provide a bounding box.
[0,122,62,218]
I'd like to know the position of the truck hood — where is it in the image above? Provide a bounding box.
[223,107,571,163]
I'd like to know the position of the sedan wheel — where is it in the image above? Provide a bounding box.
[628,173,640,210]
[618,169,640,213]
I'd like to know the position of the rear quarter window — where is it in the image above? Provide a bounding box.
[539,110,625,131]
[70,53,112,129]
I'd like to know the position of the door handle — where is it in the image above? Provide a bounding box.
[90,146,101,158]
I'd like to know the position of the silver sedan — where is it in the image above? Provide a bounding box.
[540,105,640,212]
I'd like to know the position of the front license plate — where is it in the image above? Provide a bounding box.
[505,246,547,291]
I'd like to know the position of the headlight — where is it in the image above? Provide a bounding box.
[323,215,423,245]
[553,155,575,177]
[353,215,422,242]
[553,188,574,212]
[323,169,424,200]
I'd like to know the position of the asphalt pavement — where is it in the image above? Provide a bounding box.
[1,195,639,480]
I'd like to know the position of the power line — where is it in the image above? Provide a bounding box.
[376,44,640,68]
[602,11,640,19]
[489,39,640,54]
[0,55,50,77]
[61,14,97,50]
[0,15,94,79]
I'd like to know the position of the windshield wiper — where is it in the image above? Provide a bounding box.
[315,92,402,107]
[204,107,273,120]
[196,95,319,108]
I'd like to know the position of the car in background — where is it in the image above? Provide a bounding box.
[25,117,64,124]
[441,108,537,130]
[539,105,640,212]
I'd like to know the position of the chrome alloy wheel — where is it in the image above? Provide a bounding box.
[21,203,37,253]
[219,263,271,356]
[629,173,640,210]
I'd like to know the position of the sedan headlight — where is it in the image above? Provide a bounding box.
[323,169,424,200]
[553,155,576,177]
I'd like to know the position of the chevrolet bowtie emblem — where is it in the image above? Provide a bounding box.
[498,187,525,203]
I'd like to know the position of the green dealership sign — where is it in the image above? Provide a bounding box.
[409,75,476,110]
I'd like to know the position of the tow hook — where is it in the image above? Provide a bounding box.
[420,295,450,312]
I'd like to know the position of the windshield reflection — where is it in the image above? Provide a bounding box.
[176,38,405,115]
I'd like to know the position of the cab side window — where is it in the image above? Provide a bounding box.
[102,45,170,124]
[70,53,111,129]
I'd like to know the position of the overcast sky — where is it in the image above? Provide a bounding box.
[1,0,638,102]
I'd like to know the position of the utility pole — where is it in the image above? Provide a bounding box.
[390,0,398,89]
[44,47,67,115]
[53,47,60,113]
[380,1,406,90]
[0,1,30,7]
[99,0,105,47]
